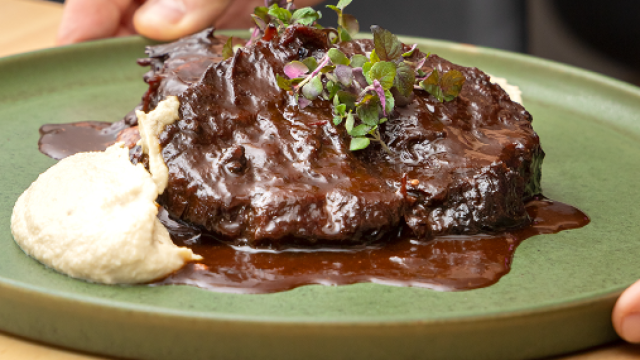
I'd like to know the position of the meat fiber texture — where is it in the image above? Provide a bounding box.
[137,26,544,248]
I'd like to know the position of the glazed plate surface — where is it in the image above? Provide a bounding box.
[0,33,639,360]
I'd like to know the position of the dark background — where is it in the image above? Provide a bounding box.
[48,0,640,85]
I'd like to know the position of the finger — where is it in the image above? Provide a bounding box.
[133,0,233,41]
[613,280,640,343]
[57,0,135,45]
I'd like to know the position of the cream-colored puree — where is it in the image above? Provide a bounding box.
[136,95,180,194]
[11,97,200,284]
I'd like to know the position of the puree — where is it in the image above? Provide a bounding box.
[11,142,201,284]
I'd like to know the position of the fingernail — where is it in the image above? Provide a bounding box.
[622,313,640,343]
[138,0,186,25]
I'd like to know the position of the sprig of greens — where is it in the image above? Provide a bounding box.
[272,1,467,152]
[247,2,323,46]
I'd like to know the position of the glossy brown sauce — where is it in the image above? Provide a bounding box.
[38,121,126,160]
[153,198,588,293]
[37,120,589,294]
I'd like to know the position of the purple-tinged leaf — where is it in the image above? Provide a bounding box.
[394,61,415,97]
[351,67,368,88]
[284,61,309,79]
[420,69,444,102]
[335,65,353,86]
[298,97,311,109]
[371,25,403,61]
[341,13,360,34]
[372,80,388,115]
[357,96,381,126]
[441,70,466,101]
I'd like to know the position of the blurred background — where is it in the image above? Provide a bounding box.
[22,0,640,86]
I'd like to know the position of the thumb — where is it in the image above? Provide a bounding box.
[133,0,232,41]
[613,280,640,343]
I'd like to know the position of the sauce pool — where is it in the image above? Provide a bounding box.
[38,122,590,294]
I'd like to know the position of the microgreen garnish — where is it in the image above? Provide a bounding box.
[247,1,323,46]
[272,1,466,151]
[419,68,466,102]
[326,0,359,42]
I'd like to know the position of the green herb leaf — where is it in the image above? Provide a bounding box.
[369,49,380,64]
[319,65,337,73]
[369,61,396,90]
[379,117,388,124]
[357,96,382,126]
[222,37,234,60]
[336,0,353,10]
[384,89,395,114]
[362,61,373,84]
[302,57,318,71]
[339,28,352,42]
[345,112,355,132]
[327,80,340,100]
[333,116,343,125]
[328,48,350,66]
[326,4,341,16]
[291,8,321,26]
[336,91,357,110]
[335,103,347,116]
[254,6,270,23]
[441,69,466,101]
[302,75,323,100]
[394,62,415,97]
[276,74,292,91]
[370,25,403,61]
[349,124,370,137]
[350,54,368,68]
[268,5,292,24]
[350,137,370,151]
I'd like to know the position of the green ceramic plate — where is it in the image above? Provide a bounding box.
[0,33,638,360]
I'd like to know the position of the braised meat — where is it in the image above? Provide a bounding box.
[136,26,543,248]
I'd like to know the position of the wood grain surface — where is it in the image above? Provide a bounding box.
[0,0,638,359]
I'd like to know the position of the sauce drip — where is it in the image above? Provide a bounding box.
[38,122,123,160]
[155,199,589,293]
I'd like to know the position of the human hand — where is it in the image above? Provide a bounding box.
[613,280,640,342]
[56,0,324,45]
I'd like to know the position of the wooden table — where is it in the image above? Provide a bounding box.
[1,0,640,359]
